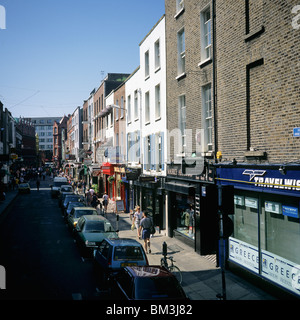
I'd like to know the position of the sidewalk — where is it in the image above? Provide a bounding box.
[104,202,277,300]
[0,189,18,224]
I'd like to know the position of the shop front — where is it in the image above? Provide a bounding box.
[166,163,216,254]
[139,176,164,231]
[216,163,300,298]
[101,162,116,199]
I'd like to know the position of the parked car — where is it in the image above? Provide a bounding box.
[59,184,73,195]
[111,266,188,300]
[64,201,86,219]
[50,177,68,198]
[61,194,83,211]
[67,207,97,230]
[93,238,148,284]
[18,183,31,194]
[74,215,118,256]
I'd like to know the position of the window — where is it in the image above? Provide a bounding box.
[155,132,164,171]
[154,39,160,70]
[121,96,124,118]
[145,91,150,123]
[110,109,113,126]
[176,0,184,13]
[134,90,139,120]
[177,28,185,76]
[127,95,131,123]
[179,95,186,152]
[201,7,212,61]
[145,51,150,78]
[202,84,213,151]
[155,84,161,119]
[115,99,119,120]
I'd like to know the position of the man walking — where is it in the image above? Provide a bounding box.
[139,211,153,254]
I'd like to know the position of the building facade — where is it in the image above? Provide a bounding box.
[165,0,216,254]
[27,117,61,163]
[215,0,300,298]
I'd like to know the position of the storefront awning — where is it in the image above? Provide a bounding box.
[165,181,196,196]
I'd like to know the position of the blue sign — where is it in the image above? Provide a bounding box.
[293,128,300,137]
[216,166,300,197]
[282,205,299,218]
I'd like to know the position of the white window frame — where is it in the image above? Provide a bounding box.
[127,94,131,123]
[177,28,186,76]
[134,90,139,120]
[200,6,212,63]
[179,95,186,152]
[145,50,150,79]
[202,84,213,152]
[154,39,161,71]
[155,84,161,120]
[176,0,185,14]
[145,91,150,124]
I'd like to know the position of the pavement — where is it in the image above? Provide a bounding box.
[0,183,279,300]
[102,200,279,301]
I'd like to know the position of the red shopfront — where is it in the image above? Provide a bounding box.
[101,162,116,199]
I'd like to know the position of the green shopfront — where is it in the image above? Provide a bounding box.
[216,163,300,298]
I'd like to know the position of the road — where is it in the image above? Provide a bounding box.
[0,177,107,300]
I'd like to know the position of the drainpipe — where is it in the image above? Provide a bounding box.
[212,0,218,161]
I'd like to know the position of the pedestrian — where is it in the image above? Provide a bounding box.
[36,178,40,192]
[103,192,109,212]
[133,206,143,239]
[91,193,99,209]
[139,211,153,254]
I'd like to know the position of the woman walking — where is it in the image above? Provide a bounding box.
[133,206,143,239]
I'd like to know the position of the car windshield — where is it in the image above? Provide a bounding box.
[61,187,72,192]
[84,221,114,233]
[54,181,68,187]
[19,184,28,188]
[68,202,84,210]
[113,246,144,261]
[74,210,96,218]
[64,196,78,204]
[135,277,185,300]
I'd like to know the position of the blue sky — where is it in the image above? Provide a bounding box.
[0,0,165,118]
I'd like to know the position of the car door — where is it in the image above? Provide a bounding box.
[95,240,111,271]
[75,217,86,246]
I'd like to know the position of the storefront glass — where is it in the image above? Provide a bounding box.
[174,194,195,240]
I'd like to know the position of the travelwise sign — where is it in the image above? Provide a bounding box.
[216,166,300,196]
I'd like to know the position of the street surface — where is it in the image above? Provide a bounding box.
[0,176,107,300]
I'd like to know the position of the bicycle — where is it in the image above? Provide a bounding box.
[160,255,183,284]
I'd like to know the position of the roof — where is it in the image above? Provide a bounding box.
[105,238,141,246]
[126,266,172,278]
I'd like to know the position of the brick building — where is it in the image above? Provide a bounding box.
[215,0,300,298]
[165,0,216,254]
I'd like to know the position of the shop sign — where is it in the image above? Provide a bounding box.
[265,201,281,214]
[229,238,259,274]
[262,250,300,296]
[217,166,300,196]
[229,237,300,296]
[282,205,299,218]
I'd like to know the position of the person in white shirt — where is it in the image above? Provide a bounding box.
[133,206,143,239]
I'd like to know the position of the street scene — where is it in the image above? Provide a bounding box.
[0,0,300,303]
[0,173,276,300]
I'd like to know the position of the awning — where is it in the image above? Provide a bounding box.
[165,181,196,196]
